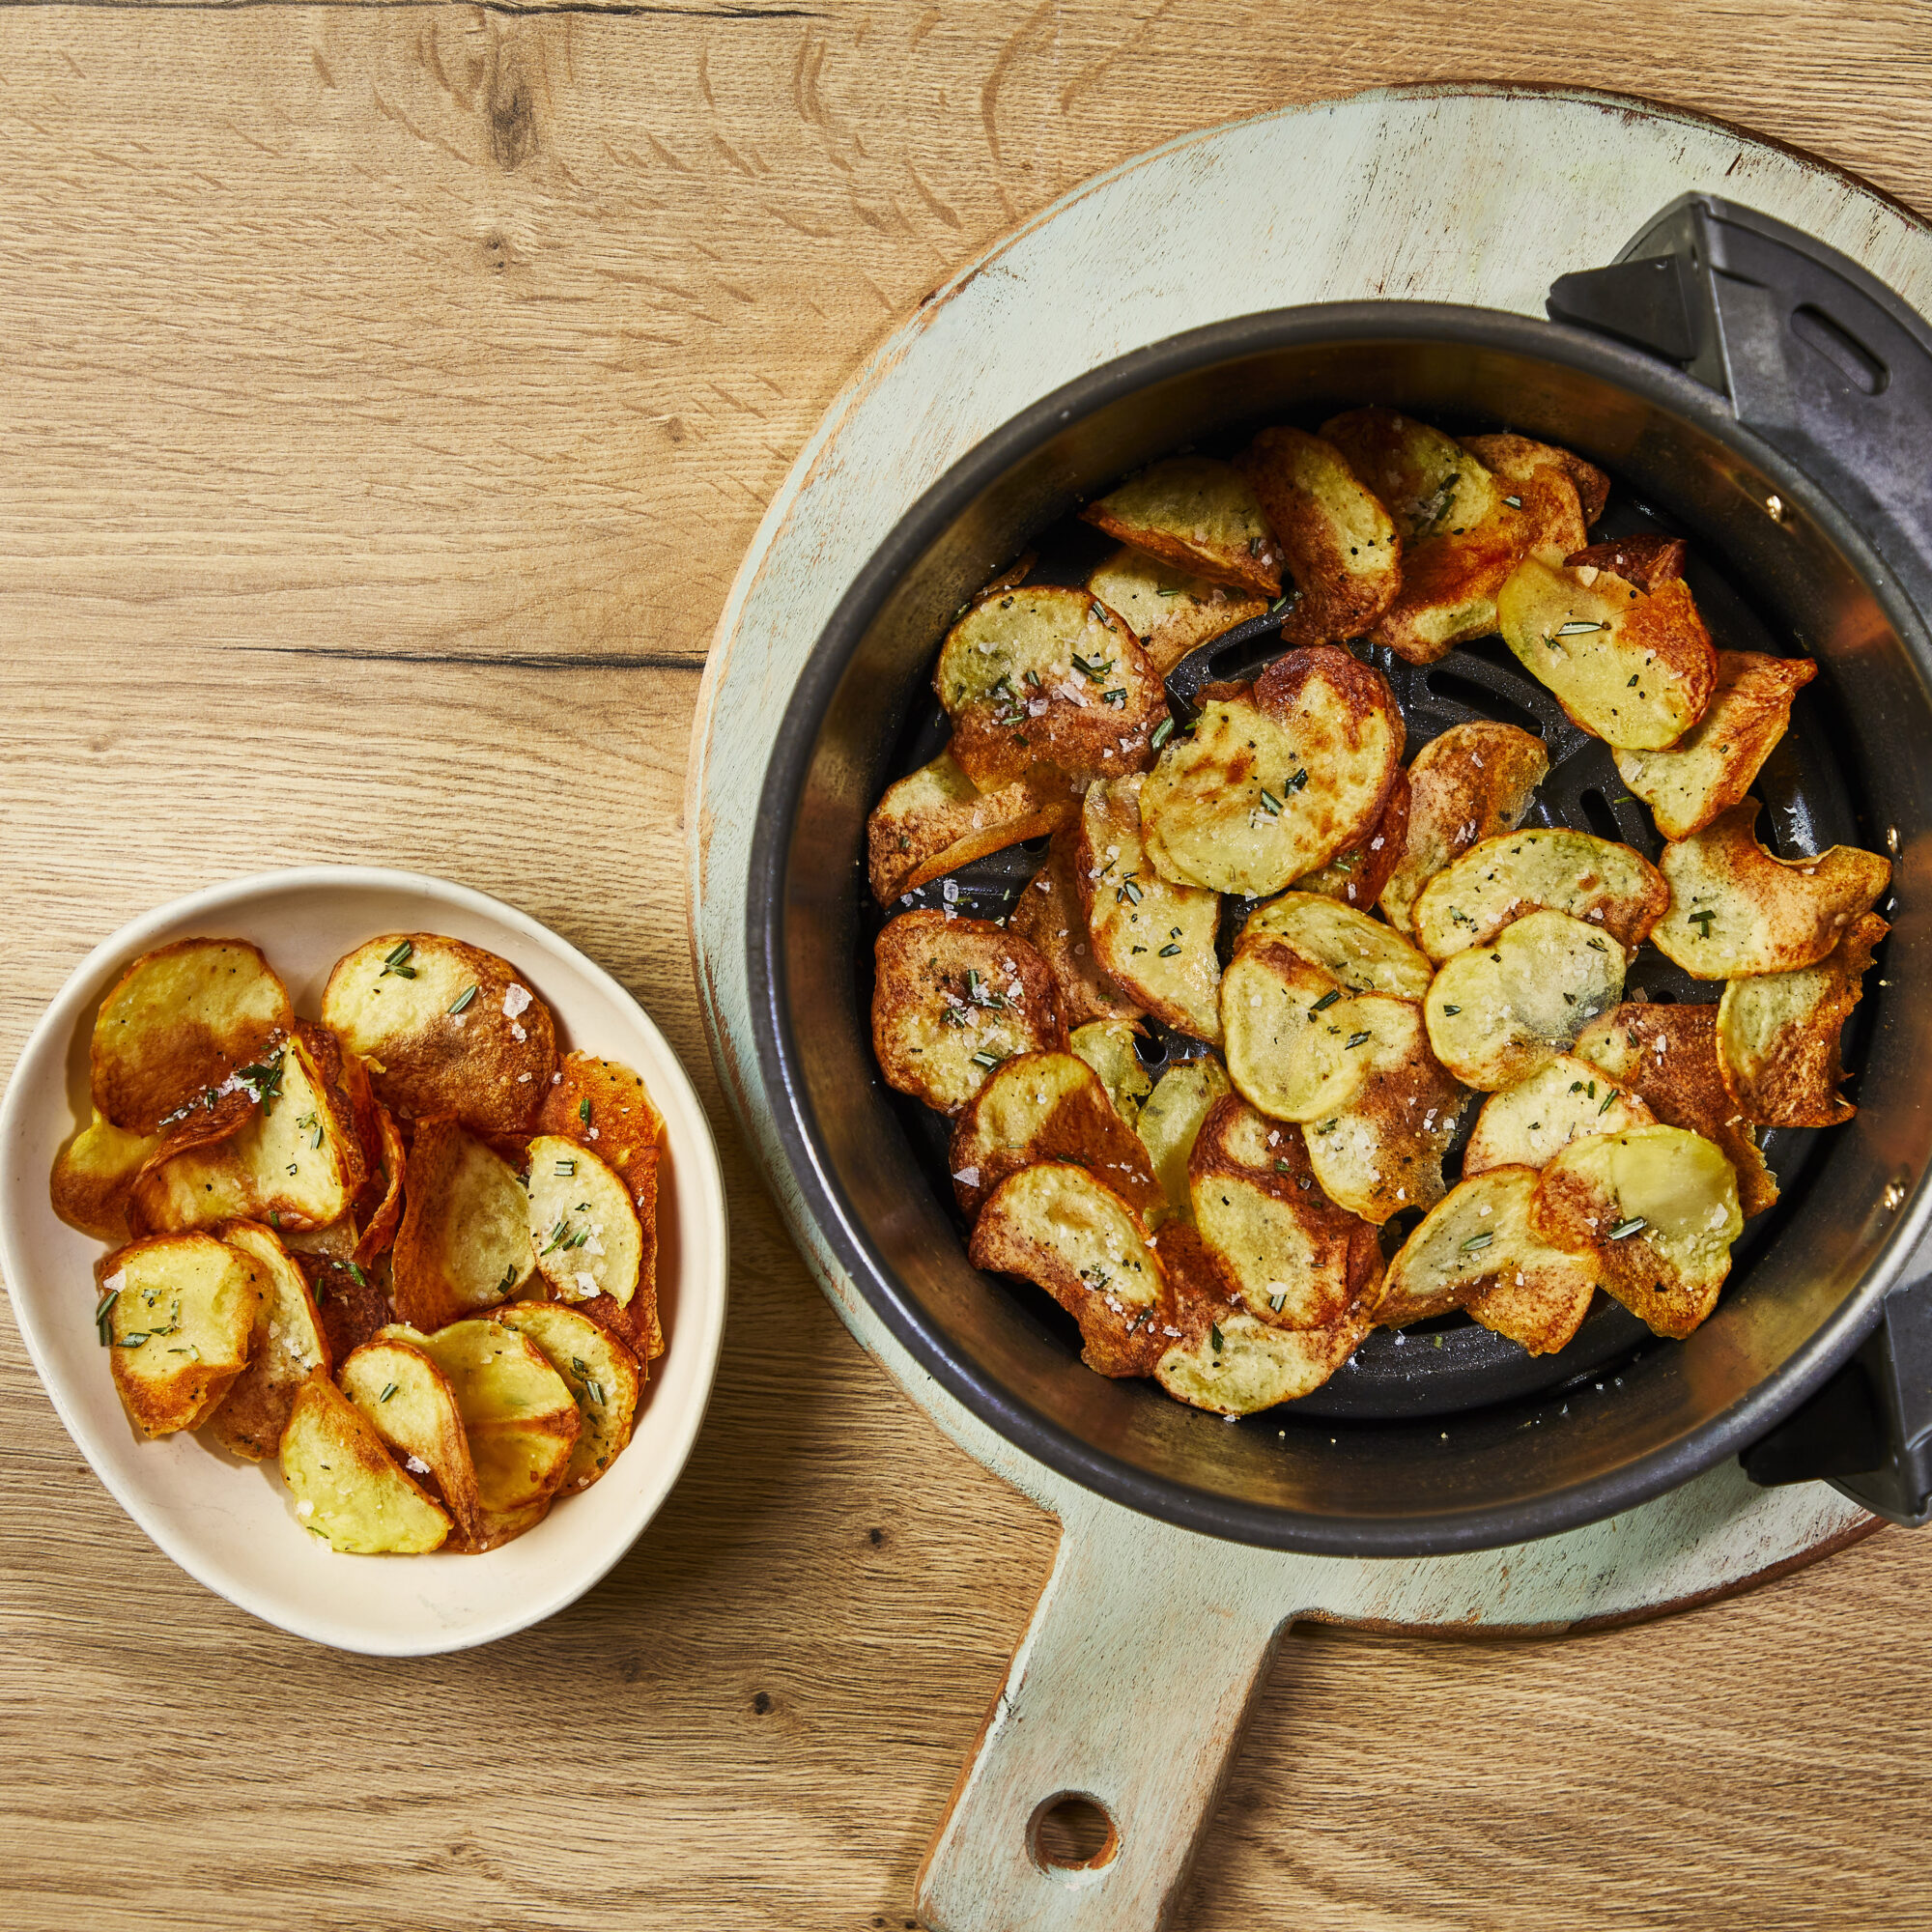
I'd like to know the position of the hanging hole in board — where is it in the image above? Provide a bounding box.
[1030,1792,1120,1873]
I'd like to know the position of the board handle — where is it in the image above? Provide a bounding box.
[916,1501,1296,1932]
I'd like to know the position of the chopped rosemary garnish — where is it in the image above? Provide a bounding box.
[1502,494,1523,508]
[95,1288,119,1346]
[497,1264,520,1293]
[1257,788,1282,815]
[1460,1232,1494,1253]
[380,939,417,980]
[1689,909,1717,937]
[448,984,479,1015]
[1586,938,1607,952]
[1268,1292,1286,1313]
[579,1097,592,1125]
[1311,989,1342,1013]
[1158,943,1183,957]
[348,1261,369,1288]
[1102,687,1126,707]
[1599,1091,1617,1115]
[1554,619,1605,637]
[1344,1031,1372,1049]
[1283,769,1308,793]
[1117,878,1143,905]
[1209,1322,1224,1353]
[1274,1158,1293,1173]
[555,1158,577,1177]
[1151,717,1175,751]
[1441,1005,1461,1016]
[970,1050,1005,1069]
[1608,1216,1647,1239]
[1069,651,1114,683]
[379,1382,399,1404]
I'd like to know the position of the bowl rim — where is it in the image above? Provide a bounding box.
[748,298,1932,1555]
[2,864,730,1653]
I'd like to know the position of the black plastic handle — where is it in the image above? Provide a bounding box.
[1550,195,1932,1527]
[1548,193,1932,632]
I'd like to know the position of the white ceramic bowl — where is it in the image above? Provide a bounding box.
[0,867,728,1656]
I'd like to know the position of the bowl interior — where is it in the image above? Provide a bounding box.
[2,868,727,1654]
[760,312,1932,1553]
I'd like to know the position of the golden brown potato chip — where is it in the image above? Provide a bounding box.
[1075,774,1222,1041]
[947,1050,1165,1223]
[279,1376,451,1554]
[1080,456,1283,597]
[1222,938,1426,1124]
[1236,426,1402,645]
[1135,1055,1233,1221]
[1010,824,1145,1029]
[90,937,293,1134]
[99,1232,263,1437]
[1153,1222,1374,1414]
[1651,802,1890,979]
[1319,414,1590,664]
[321,934,557,1137]
[967,1161,1174,1378]
[1564,532,1685,592]
[870,910,1065,1115]
[1463,1054,1653,1178]
[203,1220,331,1462]
[339,1335,484,1545]
[1499,556,1717,750]
[526,1134,643,1312]
[352,1105,406,1266]
[300,1251,394,1365]
[1188,1094,1382,1330]
[1410,828,1667,960]
[1084,546,1266,676]
[1378,1166,1598,1355]
[1716,914,1885,1128]
[1576,1002,1778,1216]
[533,1052,666,1361]
[390,1118,535,1331]
[1465,432,1611,527]
[934,584,1165,790]
[1140,647,1403,897]
[128,1026,366,1236]
[867,750,1080,905]
[1424,909,1626,1090]
[1292,768,1410,911]
[50,1110,159,1242]
[493,1300,640,1492]
[1302,1028,1466,1225]
[1379,722,1550,936]
[1612,651,1820,840]
[391,1318,581,1514]
[1067,1019,1153,1127]
[1532,1125,1742,1339]
[1236,890,1434,1000]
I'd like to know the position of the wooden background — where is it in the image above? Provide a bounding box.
[3,4,1930,1927]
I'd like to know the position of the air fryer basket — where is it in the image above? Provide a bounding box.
[752,199,1932,1554]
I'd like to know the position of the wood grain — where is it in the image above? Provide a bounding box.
[2,4,1930,1928]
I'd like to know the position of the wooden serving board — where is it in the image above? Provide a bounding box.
[689,85,1932,1932]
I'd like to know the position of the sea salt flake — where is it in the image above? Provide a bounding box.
[502,984,533,1019]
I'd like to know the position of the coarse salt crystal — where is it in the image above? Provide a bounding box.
[502,984,533,1019]
[405,1455,430,1476]
[101,1269,127,1295]
[952,1166,980,1187]
[296,1499,315,1519]
[510,1023,527,1042]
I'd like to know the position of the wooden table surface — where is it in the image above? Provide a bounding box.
[3,5,1930,1927]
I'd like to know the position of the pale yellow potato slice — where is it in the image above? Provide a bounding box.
[947,1050,1164,1223]
[1068,1019,1154,1127]
[1135,1055,1233,1221]
[1498,555,1717,750]
[1378,1167,1598,1356]
[492,1301,640,1493]
[1613,651,1818,839]
[1140,647,1403,897]
[1463,1054,1653,1177]
[1652,801,1889,979]
[321,934,556,1136]
[1380,722,1549,936]
[1303,1028,1466,1225]
[1075,774,1222,1042]
[934,583,1165,790]
[1575,1002,1779,1217]
[1188,1095,1382,1330]
[1717,913,1886,1127]
[391,1318,581,1514]
[1409,828,1667,960]
[205,1219,332,1462]
[280,1376,450,1555]
[339,1336,484,1545]
[526,1135,643,1310]
[1236,890,1434,999]
[1532,1125,1743,1339]
[50,1109,159,1242]
[1080,456,1283,597]
[1011,823,1145,1029]
[99,1232,264,1437]
[390,1119,536,1331]
[869,910,1065,1115]
[1085,546,1266,676]
[867,750,1079,905]
[1292,768,1410,912]
[1424,910,1626,1090]
[1222,940,1424,1122]
[1236,426,1401,645]
[967,1161,1172,1378]
[128,1026,364,1236]
[91,937,292,1134]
